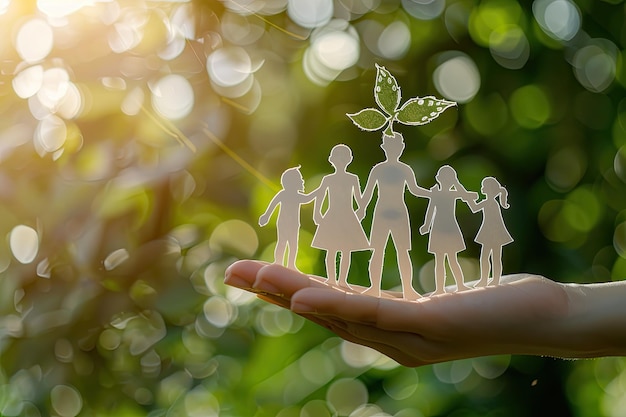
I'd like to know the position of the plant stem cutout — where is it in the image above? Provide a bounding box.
[347,64,457,136]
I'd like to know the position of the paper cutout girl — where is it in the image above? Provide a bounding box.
[311,144,370,286]
[357,133,429,300]
[468,176,513,287]
[419,165,477,295]
[259,166,316,271]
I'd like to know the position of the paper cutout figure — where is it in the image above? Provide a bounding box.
[468,177,513,287]
[259,166,316,270]
[419,165,478,295]
[347,64,457,136]
[311,144,370,287]
[357,132,428,300]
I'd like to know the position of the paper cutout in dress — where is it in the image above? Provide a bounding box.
[311,144,370,287]
[419,165,478,295]
[468,176,513,287]
[259,166,316,271]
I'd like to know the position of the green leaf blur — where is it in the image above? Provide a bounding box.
[0,0,624,416]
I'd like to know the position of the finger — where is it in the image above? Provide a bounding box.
[291,288,384,324]
[257,293,291,309]
[224,260,269,291]
[253,263,333,298]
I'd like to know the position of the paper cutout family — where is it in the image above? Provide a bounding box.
[258,65,513,300]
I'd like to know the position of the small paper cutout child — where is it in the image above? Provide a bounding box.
[259,166,316,271]
[468,176,513,287]
[357,132,429,300]
[311,144,370,287]
[419,165,477,295]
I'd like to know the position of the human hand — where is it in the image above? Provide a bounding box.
[258,214,269,227]
[419,223,429,235]
[225,261,626,367]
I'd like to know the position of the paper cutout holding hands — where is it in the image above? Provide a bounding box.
[357,132,429,300]
[419,165,478,295]
[311,144,370,287]
[259,166,316,271]
[468,177,513,287]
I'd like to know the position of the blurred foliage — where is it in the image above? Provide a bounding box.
[0,0,625,416]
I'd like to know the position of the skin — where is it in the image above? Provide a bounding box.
[224,260,626,367]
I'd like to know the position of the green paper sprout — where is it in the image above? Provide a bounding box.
[347,64,457,136]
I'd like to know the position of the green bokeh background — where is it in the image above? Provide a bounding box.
[1,0,626,416]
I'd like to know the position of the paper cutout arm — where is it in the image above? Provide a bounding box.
[405,167,430,198]
[259,191,283,227]
[225,260,626,367]
[419,190,435,235]
[311,182,326,225]
[356,171,377,221]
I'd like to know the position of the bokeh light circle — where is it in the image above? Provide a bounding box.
[50,385,83,417]
[433,53,481,103]
[9,225,39,264]
[402,0,445,20]
[13,65,44,99]
[304,21,360,85]
[533,0,581,42]
[313,28,359,71]
[15,18,54,63]
[377,21,410,60]
[489,26,530,70]
[207,47,253,88]
[35,115,67,153]
[573,42,617,93]
[326,378,368,416]
[509,84,551,128]
[614,222,626,257]
[287,0,333,29]
[151,74,194,120]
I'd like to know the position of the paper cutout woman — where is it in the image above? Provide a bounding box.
[419,165,477,295]
[468,176,513,287]
[357,133,429,300]
[311,144,370,286]
[259,166,316,271]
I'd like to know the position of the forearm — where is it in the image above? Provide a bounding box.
[564,281,626,357]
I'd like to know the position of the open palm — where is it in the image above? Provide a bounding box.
[225,260,626,366]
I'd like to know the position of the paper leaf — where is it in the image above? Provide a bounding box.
[374,64,401,116]
[396,96,457,126]
[347,108,388,131]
